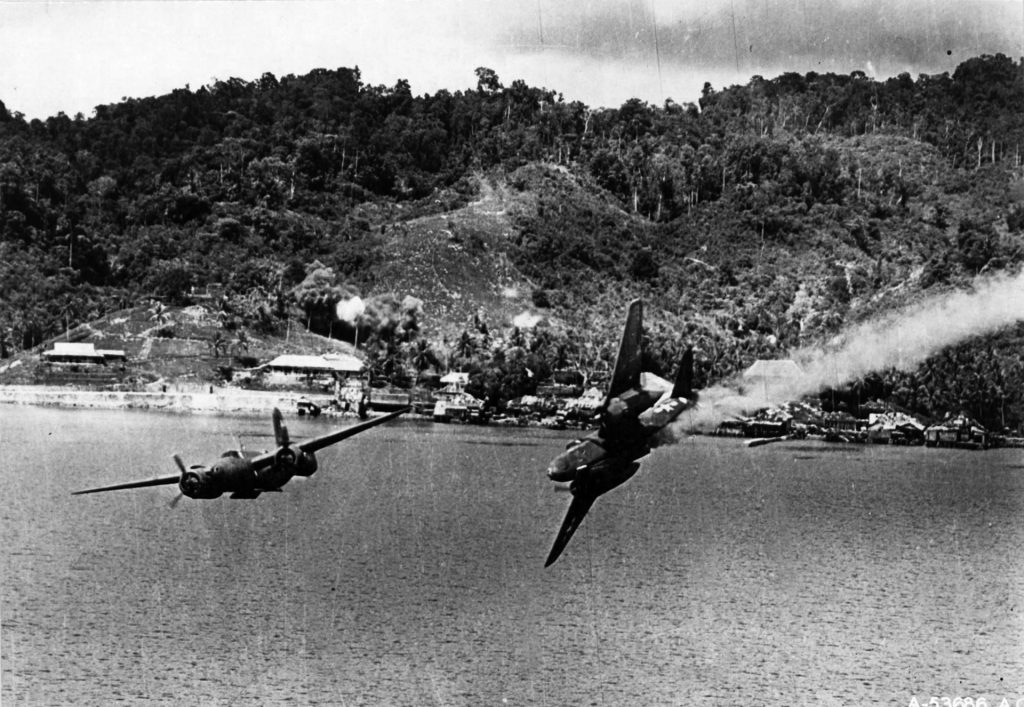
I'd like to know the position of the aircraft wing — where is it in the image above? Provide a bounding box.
[72,473,181,495]
[544,492,597,567]
[604,299,643,406]
[298,407,409,453]
[248,407,409,468]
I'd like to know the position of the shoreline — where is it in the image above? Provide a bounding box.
[0,385,340,416]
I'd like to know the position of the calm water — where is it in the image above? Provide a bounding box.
[2,406,1023,706]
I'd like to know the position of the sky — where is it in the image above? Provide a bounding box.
[1,0,1022,120]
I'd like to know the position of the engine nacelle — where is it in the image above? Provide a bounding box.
[179,469,222,499]
[274,447,317,477]
[275,446,297,469]
[292,451,318,477]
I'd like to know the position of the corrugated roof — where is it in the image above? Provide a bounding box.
[440,372,470,384]
[43,342,125,358]
[48,342,99,356]
[265,354,363,372]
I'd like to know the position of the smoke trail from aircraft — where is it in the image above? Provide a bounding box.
[682,268,1024,431]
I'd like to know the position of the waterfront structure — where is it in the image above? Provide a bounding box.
[256,353,364,390]
[438,371,470,391]
[42,342,127,366]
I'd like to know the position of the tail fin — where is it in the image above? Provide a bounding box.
[605,299,643,404]
[671,347,695,399]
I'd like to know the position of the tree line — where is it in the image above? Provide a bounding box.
[2,55,1024,428]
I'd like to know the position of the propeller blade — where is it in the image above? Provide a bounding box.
[173,454,188,475]
[169,492,184,508]
[272,407,290,448]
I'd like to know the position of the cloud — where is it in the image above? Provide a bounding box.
[4,0,1020,119]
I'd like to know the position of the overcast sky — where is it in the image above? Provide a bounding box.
[1,0,1022,120]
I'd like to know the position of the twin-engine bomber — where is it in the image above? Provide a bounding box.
[73,406,409,504]
[73,299,697,568]
[543,299,698,567]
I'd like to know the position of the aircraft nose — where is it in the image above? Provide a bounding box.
[547,456,576,482]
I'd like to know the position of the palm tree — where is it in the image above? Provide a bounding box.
[454,331,476,367]
[149,301,170,327]
[231,330,250,358]
[406,339,439,385]
[59,297,79,340]
[0,326,12,359]
[209,331,228,359]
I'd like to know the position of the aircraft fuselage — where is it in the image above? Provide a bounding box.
[546,388,662,483]
[542,298,698,566]
[180,449,318,499]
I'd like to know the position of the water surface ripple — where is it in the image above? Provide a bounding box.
[2,408,1022,705]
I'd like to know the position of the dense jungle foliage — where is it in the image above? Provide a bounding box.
[2,55,1024,428]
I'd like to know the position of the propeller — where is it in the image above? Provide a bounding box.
[272,408,290,448]
[169,453,209,507]
[271,407,298,468]
[169,454,188,507]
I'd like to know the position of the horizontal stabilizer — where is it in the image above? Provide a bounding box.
[639,397,688,430]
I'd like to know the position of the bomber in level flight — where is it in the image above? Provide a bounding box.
[73,406,408,504]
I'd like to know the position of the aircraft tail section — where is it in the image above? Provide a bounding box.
[671,347,696,400]
[605,299,643,403]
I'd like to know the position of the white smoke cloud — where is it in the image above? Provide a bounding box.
[335,295,365,324]
[792,270,1024,397]
[684,268,1024,430]
[513,311,543,329]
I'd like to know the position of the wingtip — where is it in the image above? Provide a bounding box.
[544,545,565,567]
[544,493,596,568]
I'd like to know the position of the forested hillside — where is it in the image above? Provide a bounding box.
[2,55,1024,428]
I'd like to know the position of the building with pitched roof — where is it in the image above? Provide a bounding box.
[255,353,364,390]
[42,342,127,365]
